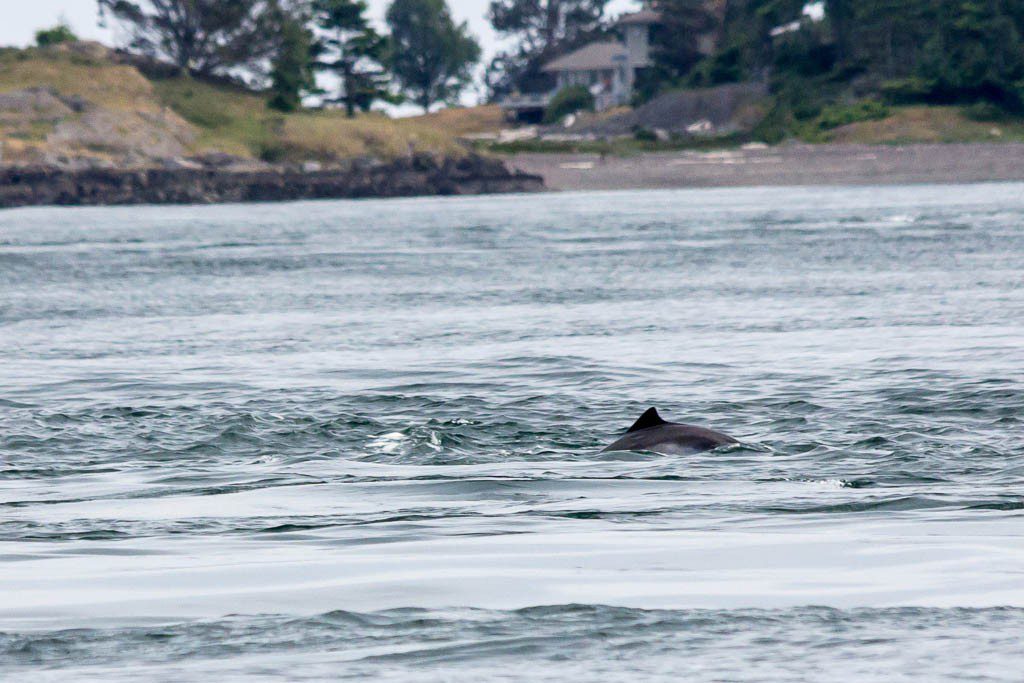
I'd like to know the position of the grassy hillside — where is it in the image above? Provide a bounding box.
[3,42,1023,167]
[151,76,468,160]
[0,51,157,112]
[0,43,474,165]
[823,106,1024,145]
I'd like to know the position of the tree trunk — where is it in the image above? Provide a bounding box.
[344,67,355,118]
[544,0,560,51]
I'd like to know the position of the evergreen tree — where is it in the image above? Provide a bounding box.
[824,0,856,63]
[650,0,720,85]
[919,0,1024,109]
[312,0,390,117]
[651,0,807,88]
[268,11,316,112]
[385,0,481,112]
[848,0,934,78]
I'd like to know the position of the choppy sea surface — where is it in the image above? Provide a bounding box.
[2,184,1024,681]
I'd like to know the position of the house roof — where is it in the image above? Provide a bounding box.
[616,9,661,26]
[542,41,629,72]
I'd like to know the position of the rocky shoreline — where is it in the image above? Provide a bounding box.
[0,153,544,208]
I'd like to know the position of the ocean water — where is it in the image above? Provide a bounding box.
[2,184,1023,681]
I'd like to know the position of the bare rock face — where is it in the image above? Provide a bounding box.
[556,82,770,139]
[0,81,198,168]
[188,151,269,172]
[48,108,197,161]
[0,88,74,124]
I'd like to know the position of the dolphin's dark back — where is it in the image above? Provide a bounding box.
[626,407,667,433]
[603,407,736,455]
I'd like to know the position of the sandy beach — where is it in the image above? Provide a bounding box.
[509,143,1024,191]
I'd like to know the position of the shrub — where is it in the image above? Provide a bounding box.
[690,46,743,87]
[35,23,78,47]
[964,101,1011,122]
[792,100,823,121]
[633,127,658,142]
[751,98,790,144]
[880,78,935,105]
[772,33,836,79]
[544,85,594,124]
[816,100,889,130]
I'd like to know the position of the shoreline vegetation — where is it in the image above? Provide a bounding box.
[1,41,1024,207]
[0,42,540,207]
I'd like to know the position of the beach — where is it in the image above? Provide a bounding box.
[509,143,1024,191]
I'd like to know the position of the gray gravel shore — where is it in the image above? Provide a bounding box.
[508,143,1024,191]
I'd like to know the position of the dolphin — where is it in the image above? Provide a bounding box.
[602,407,737,455]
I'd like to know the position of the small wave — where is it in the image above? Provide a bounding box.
[767,496,958,514]
[4,605,1024,679]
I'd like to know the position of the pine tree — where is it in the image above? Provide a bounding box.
[268,13,316,112]
[920,0,1024,109]
[312,0,390,117]
[824,0,856,63]
[650,0,720,82]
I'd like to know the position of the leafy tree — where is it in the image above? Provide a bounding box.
[486,0,609,97]
[824,0,856,63]
[268,11,316,112]
[96,0,284,76]
[35,22,78,47]
[385,0,481,112]
[312,0,390,117]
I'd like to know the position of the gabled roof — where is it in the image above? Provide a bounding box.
[542,41,629,72]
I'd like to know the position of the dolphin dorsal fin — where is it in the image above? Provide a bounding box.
[627,407,667,433]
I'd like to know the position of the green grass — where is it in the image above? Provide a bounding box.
[0,45,468,163]
[0,51,157,112]
[822,105,1024,144]
[147,74,469,160]
[151,76,277,156]
[473,133,749,156]
[6,44,1024,165]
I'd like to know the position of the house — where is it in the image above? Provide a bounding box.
[500,5,661,122]
[544,8,660,112]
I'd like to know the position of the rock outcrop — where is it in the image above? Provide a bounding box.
[0,84,197,167]
[556,82,770,139]
[0,153,544,208]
